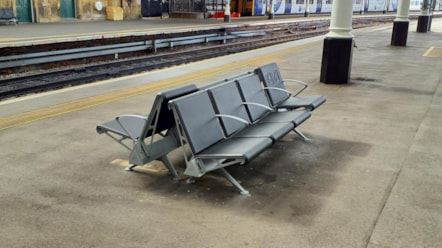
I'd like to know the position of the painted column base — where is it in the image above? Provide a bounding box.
[391,21,409,46]
[429,15,433,31]
[268,13,275,19]
[416,15,430,33]
[320,38,353,84]
[304,12,309,17]
[224,15,230,23]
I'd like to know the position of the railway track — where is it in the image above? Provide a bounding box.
[0,30,328,100]
[0,15,410,100]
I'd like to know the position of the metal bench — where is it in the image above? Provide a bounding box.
[255,62,327,111]
[234,73,312,141]
[207,80,295,142]
[169,90,273,195]
[96,84,198,180]
[0,9,18,24]
[198,71,252,90]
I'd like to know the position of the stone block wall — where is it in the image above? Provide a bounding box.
[34,0,61,23]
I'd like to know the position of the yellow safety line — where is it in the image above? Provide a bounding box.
[423,47,435,57]
[0,41,321,131]
[422,47,442,57]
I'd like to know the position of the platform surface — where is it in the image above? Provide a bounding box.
[0,19,441,247]
[0,13,423,47]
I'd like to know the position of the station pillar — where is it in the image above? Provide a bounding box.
[224,0,231,23]
[416,0,431,32]
[383,0,388,14]
[320,0,354,84]
[304,0,309,17]
[359,0,365,15]
[269,0,275,19]
[391,0,410,46]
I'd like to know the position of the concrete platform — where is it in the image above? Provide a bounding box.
[0,16,307,47]
[0,13,427,48]
[0,19,441,247]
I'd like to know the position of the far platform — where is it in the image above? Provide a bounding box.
[0,12,434,48]
[0,18,441,248]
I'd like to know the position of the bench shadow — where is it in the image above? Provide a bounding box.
[129,133,371,226]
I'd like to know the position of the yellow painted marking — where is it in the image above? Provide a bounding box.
[423,47,442,57]
[111,159,168,174]
[0,41,320,131]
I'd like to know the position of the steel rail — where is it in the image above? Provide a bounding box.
[0,29,327,100]
[0,31,268,70]
[0,15,416,100]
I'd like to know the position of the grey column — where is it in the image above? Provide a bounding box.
[320,0,354,84]
[391,0,410,46]
[224,0,231,22]
[269,0,275,19]
[305,0,310,17]
[360,0,365,15]
[417,0,431,32]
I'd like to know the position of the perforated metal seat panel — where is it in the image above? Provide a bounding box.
[170,90,226,154]
[232,122,293,141]
[96,116,146,139]
[254,62,290,106]
[261,110,312,127]
[197,136,272,163]
[235,74,271,122]
[236,74,311,127]
[278,95,327,111]
[208,81,294,142]
[207,81,250,136]
[256,63,326,110]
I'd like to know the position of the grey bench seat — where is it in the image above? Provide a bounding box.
[207,80,294,142]
[235,73,312,140]
[255,62,326,111]
[97,114,146,140]
[169,90,273,194]
[0,9,18,24]
[96,84,198,180]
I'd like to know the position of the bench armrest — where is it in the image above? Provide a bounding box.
[263,86,293,97]
[215,114,250,125]
[215,114,250,138]
[242,101,273,111]
[285,78,308,97]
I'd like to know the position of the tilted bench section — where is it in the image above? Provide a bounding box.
[96,84,198,180]
[255,62,326,111]
[234,73,312,141]
[169,90,273,195]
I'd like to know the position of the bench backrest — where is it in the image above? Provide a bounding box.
[0,9,15,19]
[199,71,252,90]
[254,63,290,107]
[141,84,198,139]
[169,90,224,154]
[235,74,272,123]
[207,81,250,136]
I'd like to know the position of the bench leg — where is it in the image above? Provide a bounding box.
[294,128,310,141]
[161,155,181,181]
[125,164,138,171]
[125,156,180,181]
[217,168,250,195]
